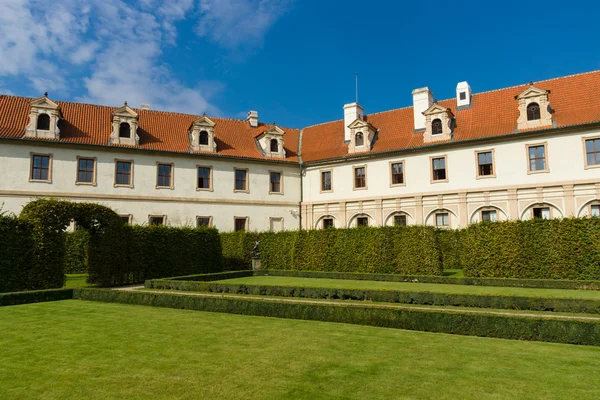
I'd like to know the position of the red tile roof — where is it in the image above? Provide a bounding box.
[0,96,300,163]
[301,70,600,163]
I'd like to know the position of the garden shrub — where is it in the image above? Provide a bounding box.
[63,230,90,274]
[0,289,73,306]
[436,228,463,269]
[0,214,34,293]
[220,231,257,270]
[74,288,600,346]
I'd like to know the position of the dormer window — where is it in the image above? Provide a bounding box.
[36,114,50,130]
[355,132,364,146]
[527,103,541,121]
[189,116,217,153]
[25,94,62,140]
[432,119,443,135]
[200,131,209,145]
[110,102,139,146]
[257,124,286,158]
[270,138,279,152]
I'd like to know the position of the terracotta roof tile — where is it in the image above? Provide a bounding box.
[0,97,300,163]
[301,70,600,162]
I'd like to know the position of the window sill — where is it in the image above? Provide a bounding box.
[29,179,52,184]
[269,191,284,195]
[390,182,406,187]
[114,184,133,188]
[527,169,550,175]
[234,189,250,194]
[584,164,600,170]
[476,174,496,180]
[155,186,174,190]
[75,182,97,186]
[196,187,213,192]
[431,179,449,184]
[353,186,368,191]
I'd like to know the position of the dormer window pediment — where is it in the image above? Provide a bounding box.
[25,94,62,140]
[348,118,376,154]
[189,115,217,153]
[423,103,454,143]
[257,124,286,158]
[110,102,139,146]
[516,86,552,130]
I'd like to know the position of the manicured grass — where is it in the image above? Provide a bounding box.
[444,268,465,277]
[63,274,92,289]
[1,301,599,399]
[215,276,600,299]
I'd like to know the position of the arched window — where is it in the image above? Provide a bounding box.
[432,119,443,135]
[119,122,131,138]
[270,138,278,152]
[355,132,364,146]
[527,103,541,121]
[36,114,50,130]
[199,131,209,145]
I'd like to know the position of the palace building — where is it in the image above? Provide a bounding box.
[2,69,600,231]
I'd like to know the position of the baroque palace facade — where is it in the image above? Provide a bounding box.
[2,70,600,231]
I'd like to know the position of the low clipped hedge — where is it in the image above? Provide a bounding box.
[144,279,600,314]
[168,270,254,281]
[462,218,600,280]
[0,214,34,293]
[259,226,443,275]
[88,225,224,286]
[74,288,600,346]
[0,289,73,306]
[63,230,90,274]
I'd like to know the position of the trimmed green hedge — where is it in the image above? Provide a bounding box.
[259,226,443,275]
[436,228,463,269]
[0,289,73,306]
[88,225,224,286]
[74,288,600,346]
[63,230,90,274]
[167,270,254,281]
[0,215,34,293]
[462,218,600,280]
[144,279,600,314]
[220,231,256,270]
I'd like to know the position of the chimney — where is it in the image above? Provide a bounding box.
[141,104,150,110]
[456,81,472,109]
[247,110,258,128]
[343,103,364,142]
[412,87,434,131]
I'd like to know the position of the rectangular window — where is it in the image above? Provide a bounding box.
[31,154,50,181]
[481,210,497,222]
[197,166,211,190]
[234,217,247,232]
[149,215,165,226]
[435,213,449,227]
[321,170,332,192]
[432,157,447,181]
[269,172,282,194]
[120,215,131,224]
[394,215,407,226]
[77,158,95,184]
[391,162,404,185]
[354,166,366,189]
[115,161,132,186]
[270,217,283,232]
[477,151,494,177]
[532,207,550,219]
[591,205,600,217]
[528,145,547,172]
[322,218,334,229]
[196,216,211,227]
[234,169,248,192]
[356,217,369,227]
[157,163,172,188]
[586,138,600,166]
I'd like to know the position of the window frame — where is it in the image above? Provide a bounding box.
[156,162,174,189]
[532,206,551,220]
[320,169,333,193]
[119,214,132,224]
[148,215,166,226]
[268,170,283,195]
[527,102,541,121]
[269,138,279,153]
[199,130,210,146]
[322,217,334,229]
[234,216,248,232]
[36,113,51,131]
[196,216,212,227]
[269,217,284,232]
[582,136,600,169]
[356,216,369,227]
[526,142,550,174]
[114,159,134,188]
[353,165,367,190]
[119,122,131,138]
[389,160,406,187]
[430,155,448,183]
[393,214,407,226]
[75,156,97,186]
[233,168,249,193]
[590,204,600,217]
[481,209,497,222]
[475,149,496,179]
[431,118,443,135]
[435,212,450,228]
[29,152,53,183]
[196,165,213,191]
[355,132,365,147]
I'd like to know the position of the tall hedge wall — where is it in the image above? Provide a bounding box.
[220,231,257,270]
[88,225,224,286]
[259,226,443,275]
[436,228,464,270]
[63,230,90,274]
[462,218,600,280]
[0,215,34,293]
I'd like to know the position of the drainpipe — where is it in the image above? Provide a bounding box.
[298,128,304,230]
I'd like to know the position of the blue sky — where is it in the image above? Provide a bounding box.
[0,0,598,128]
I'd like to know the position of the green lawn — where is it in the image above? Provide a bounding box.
[63,274,92,289]
[215,276,600,299]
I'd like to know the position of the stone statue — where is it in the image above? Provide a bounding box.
[252,240,260,258]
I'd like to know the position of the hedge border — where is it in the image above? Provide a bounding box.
[73,288,600,346]
[165,270,254,281]
[0,289,74,307]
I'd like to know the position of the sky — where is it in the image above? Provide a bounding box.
[0,0,598,129]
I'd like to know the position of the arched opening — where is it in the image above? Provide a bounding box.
[316,215,336,230]
[199,131,209,145]
[432,119,443,135]
[355,132,364,146]
[119,122,131,138]
[36,114,50,130]
[270,138,278,152]
[527,102,541,121]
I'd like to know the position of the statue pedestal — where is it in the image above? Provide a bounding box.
[252,258,262,271]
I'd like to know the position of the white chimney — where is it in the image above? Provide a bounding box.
[343,102,364,142]
[412,87,434,131]
[247,110,258,128]
[141,104,150,110]
[456,81,472,109]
